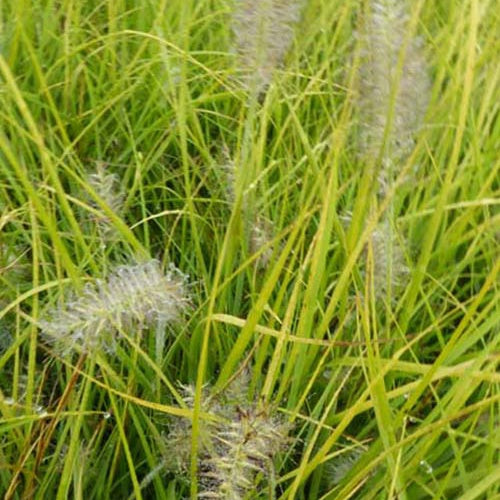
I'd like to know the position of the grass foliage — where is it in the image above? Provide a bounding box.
[0,0,498,498]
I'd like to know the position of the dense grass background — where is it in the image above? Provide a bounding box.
[0,0,498,498]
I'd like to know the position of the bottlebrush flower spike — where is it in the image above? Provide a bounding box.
[358,0,429,180]
[248,215,274,268]
[369,217,409,298]
[342,213,408,300]
[40,260,190,356]
[87,163,124,216]
[232,0,302,93]
[86,162,125,239]
[325,447,364,486]
[218,145,275,269]
[164,375,291,498]
[162,384,222,476]
[204,407,290,499]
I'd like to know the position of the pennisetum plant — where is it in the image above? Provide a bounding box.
[231,0,302,94]
[226,1,303,268]
[85,162,126,242]
[358,0,430,183]
[356,0,430,300]
[40,260,190,357]
[164,374,291,498]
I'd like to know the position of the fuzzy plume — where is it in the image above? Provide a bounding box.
[86,162,125,239]
[248,216,274,268]
[163,384,222,476]
[232,0,302,93]
[342,213,408,300]
[358,0,429,186]
[40,260,190,356]
[219,144,236,205]
[369,217,409,299]
[325,447,365,486]
[218,146,275,269]
[164,375,291,498]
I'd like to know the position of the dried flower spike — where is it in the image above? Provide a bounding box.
[40,260,190,356]
[358,0,430,187]
[232,0,302,93]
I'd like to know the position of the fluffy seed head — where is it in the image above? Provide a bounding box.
[248,216,274,268]
[164,375,291,498]
[325,447,364,485]
[87,163,124,215]
[369,218,409,299]
[219,144,236,205]
[217,146,275,269]
[232,0,302,93]
[204,407,290,499]
[86,163,125,239]
[163,384,222,475]
[40,260,190,356]
[358,0,430,183]
[342,213,408,301]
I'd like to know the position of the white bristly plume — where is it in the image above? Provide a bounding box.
[40,260,190,356]
[86,162,125,239]
[164,375,291,498]
[358,0,430,186]
[369,217,409,299]
[232,0,302,93]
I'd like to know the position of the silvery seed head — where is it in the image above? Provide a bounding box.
[164,375,291,498]
[358,0,430,187]
[342,213,408,301]
[163,384,221,475]
[248,216,274,269]
[217,145,275,269]
[86,162,125,239]
[87,163,124,214]
[325,447,364,486]
[219,144,236,205]
[203,406,290,499]
[40,260,190,356]
[369,218,409,299]
[232,0,302,93]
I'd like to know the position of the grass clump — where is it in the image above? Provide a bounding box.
[0,0,498,499]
